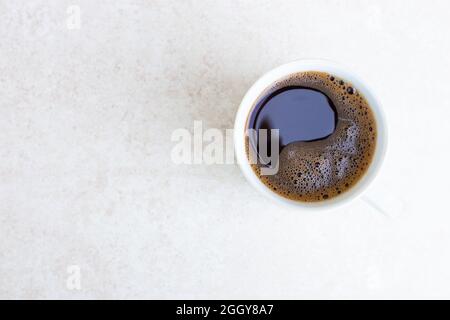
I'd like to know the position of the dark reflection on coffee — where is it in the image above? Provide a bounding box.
[248,86,338,159]
[246,71,377,202]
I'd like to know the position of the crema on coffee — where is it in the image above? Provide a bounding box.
[246,71,377,202]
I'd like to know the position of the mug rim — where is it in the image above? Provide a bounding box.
[233,59,388,211]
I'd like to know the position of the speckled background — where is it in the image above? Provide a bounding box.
[1,0,450,299]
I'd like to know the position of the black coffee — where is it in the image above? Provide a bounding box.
[246,71,377,202]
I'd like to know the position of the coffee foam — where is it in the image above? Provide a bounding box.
[246,71,377,202]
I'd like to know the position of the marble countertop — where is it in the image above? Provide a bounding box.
[1,0,450,299]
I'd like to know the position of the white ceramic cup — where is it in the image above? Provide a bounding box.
[234,59,388,210]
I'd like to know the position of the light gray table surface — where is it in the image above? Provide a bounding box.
[1,0,449,299]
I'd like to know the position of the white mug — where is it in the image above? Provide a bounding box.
[234,59,388,210]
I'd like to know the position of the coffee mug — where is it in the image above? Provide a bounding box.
[234,59,388,210]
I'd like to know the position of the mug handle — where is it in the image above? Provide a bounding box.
[360,192,405,218]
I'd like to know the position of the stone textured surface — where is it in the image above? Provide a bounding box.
[1,0,450,299]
